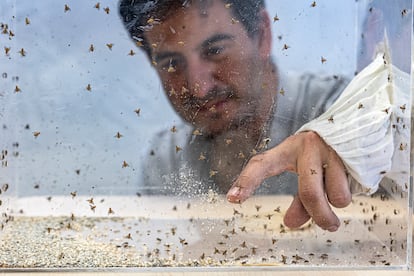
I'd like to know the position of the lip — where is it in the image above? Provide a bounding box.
[199,98,230,113]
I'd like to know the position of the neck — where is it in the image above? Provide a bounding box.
[246,60,278,148]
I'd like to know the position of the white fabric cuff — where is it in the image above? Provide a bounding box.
[296,52,411,195]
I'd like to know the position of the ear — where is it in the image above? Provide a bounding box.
[257,9,272,60]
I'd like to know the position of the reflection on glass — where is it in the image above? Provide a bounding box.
[0,0,412,270]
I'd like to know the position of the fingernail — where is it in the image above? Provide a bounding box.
[228,186,241,197]
[327,225,338,232]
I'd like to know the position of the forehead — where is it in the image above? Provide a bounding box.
[145,0,250,50]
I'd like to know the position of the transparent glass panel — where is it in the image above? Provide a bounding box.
[0,0,412,271]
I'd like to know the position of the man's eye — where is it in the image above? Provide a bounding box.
[161,59,179,72]
[206,46,224,56]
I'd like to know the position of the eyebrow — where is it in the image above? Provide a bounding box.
[200,33,235,49]
[153,51,181,64]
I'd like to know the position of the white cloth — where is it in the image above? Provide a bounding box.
[297,53,411,194]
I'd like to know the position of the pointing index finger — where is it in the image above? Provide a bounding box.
[227,136,297,203]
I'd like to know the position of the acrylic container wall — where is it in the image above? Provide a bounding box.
[0,0,412,271]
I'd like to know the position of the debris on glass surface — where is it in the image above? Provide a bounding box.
[147,17,156,24]
[168,87,176,96]
[108,208,114,215]
[33,131,40,138]
[18,48,26,57]
[1,183,8,192]
[192,129,202,136]
[106,43,113,50]
[167,65,176,73]
[4,47,11,56]
[86,84,92,91]
[0,23,7,34]
[198,152,206,160]
[94,2,100,10]
[25,17,30,25]
[209,170,218,178]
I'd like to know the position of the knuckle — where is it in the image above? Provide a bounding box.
[298,185,319,204]
[301,131,323,147]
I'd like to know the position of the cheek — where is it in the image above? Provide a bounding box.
[164,87,191,115]
[217,51,260,81]
[167,95,190,120]
[167,92,185,110]
[160,75,184,96]
[215,58,243,85]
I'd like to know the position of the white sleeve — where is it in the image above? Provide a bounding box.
[295,52,411,195]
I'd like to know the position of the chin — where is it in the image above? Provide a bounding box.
[202,120,242,137]
[191,112,239,136]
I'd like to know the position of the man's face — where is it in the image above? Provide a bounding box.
[145,0,270,135]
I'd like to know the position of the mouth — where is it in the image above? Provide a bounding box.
[199,98,230,113]
[180,88,236,124]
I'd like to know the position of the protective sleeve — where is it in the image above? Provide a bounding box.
[295,52,411,194]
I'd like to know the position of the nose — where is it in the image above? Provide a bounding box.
[186,57,215,99]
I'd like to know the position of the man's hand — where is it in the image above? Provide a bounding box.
[226,131,351,232]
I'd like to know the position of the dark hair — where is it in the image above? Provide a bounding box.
[118,0,266,58]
